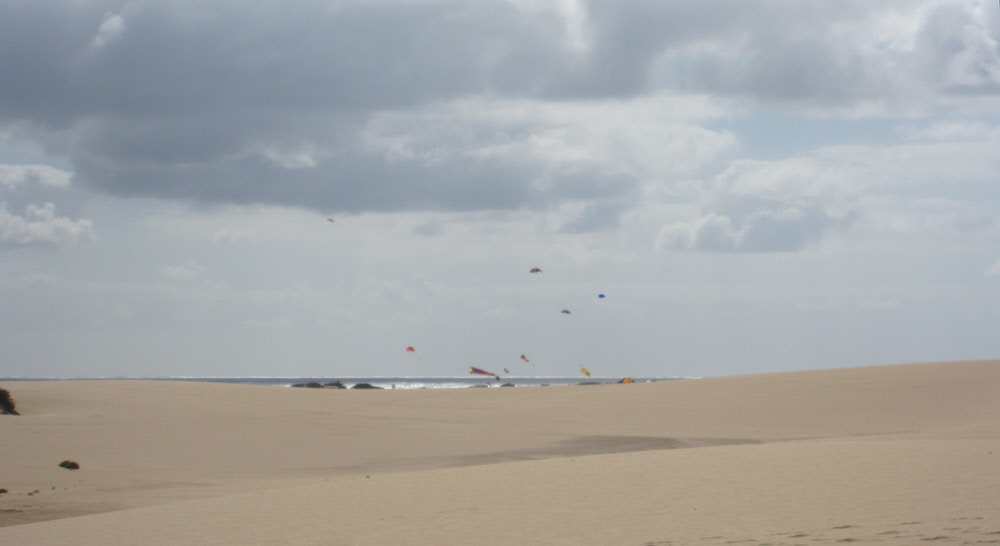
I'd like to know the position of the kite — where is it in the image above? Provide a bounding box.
[469,367,501,380]
[405,346,416,352]
[504,368,510,374]
[529,267,542,273]
[598,294,606,299]
[326,218,335,223]
[580,367,591,377]
[561,309,571,314]
[521,354,529,363]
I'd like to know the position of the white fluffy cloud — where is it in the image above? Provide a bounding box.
[657,206,850,253]
[657,113,1000,253]
[90,11,125,48]
[0,201,95,245]
[0,163,92,246]
[0,164,72,188]
[657,156,861,252]
[362,94,737,185]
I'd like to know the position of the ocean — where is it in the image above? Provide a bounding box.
[1,376,686,389]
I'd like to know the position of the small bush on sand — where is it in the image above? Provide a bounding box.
[59,460,80,470]
[351,382,381,389]
[0,386,18,415]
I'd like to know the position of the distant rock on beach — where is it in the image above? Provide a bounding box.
[291,381,346,389]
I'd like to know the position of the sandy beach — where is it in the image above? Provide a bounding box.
[2,360,999,544]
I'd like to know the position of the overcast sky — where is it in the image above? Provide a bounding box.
[2,0,999,379]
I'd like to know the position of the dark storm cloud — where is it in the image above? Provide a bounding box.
[0,2,521,122]
[0,1,606,123]
[71,139,544,212]
[0,1,615,212]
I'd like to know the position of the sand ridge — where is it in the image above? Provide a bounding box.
[2,360,999,543]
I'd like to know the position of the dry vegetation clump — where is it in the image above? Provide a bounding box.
[0,386,18,415]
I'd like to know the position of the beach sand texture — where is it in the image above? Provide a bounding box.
[2,360,999,544]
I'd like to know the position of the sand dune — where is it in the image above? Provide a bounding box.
[2,360,999,544]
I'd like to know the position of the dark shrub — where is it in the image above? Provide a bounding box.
[59,460,80,470]
[0,387,18,415]
[351,383,381,389]
[324,381,346,389]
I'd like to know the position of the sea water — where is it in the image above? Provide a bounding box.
[1,376,686,389]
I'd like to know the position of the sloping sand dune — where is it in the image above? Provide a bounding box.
[2,360,999,544]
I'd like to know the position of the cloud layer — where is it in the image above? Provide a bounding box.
[2,0,997,224]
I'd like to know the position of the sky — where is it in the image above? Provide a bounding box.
[2,0,1000,379]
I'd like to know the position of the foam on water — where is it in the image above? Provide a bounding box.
[1,376,687,389]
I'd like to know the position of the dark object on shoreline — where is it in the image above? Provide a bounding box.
[0,488,7,495]
[500,383,515,387]
[59,460,80,470]
[351,382,382,389]
[1,386,18,415]
[291,381,347,389]
[577,381,601,386]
